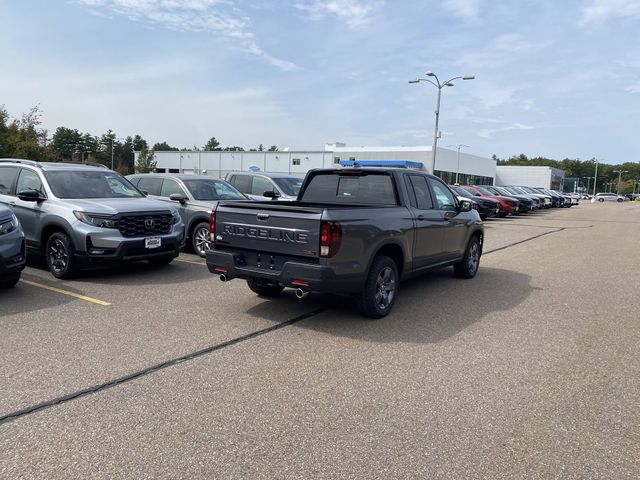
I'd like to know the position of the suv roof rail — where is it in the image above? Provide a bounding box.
[40,161,110,169]
[0,158,40,167]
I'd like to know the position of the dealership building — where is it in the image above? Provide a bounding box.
[144,143,497,185]
[495,166,565,190]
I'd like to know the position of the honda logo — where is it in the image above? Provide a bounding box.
[145,219,155,228]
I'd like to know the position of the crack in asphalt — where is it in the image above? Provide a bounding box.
[483,227,567,255]
[0,307,329,426]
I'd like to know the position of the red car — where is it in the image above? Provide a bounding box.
[458,185,519,217]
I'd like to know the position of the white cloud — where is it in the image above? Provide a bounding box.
[75,0,298,70]
[457,33,548,69]
[476,122,535,139]
[441,0,481,21]
[295,0,384,28]
[625,82,640,93]
[580,0,640,25]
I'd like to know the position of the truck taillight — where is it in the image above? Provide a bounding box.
[209,211,216,243]
[320,221,341,258]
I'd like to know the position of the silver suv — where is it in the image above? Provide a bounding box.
[225,172,303,201]
[127,173,246,257]
[0,159,185,279]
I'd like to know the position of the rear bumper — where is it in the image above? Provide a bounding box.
[207,249,364,293]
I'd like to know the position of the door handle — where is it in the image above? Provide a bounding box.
[417,215,425,221]
[9,202,16,206]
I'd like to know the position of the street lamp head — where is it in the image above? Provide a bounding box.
[408,79,420,84]
[462,75,475,80]
[425,71,435,77]
[445,82,454,87]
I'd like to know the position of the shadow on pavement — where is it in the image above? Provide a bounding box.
[0,279,74,317]
[25,257,212,286]
[267,267,537,344]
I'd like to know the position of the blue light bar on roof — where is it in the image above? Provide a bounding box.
[338,160,423,168]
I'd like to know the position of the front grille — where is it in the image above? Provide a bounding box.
[118,214,172,238]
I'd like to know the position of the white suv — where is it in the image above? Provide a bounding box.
[594,193,625,203]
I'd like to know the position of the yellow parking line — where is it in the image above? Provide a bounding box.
[20,280,112,306]
[175,258,206,266]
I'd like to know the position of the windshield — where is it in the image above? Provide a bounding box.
[46,171,142,199]
[451,186,469,197]
[183,179,245,201]
[474,186,494,195]
[273,177,303,197]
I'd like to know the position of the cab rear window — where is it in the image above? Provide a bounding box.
[300,172,397,205]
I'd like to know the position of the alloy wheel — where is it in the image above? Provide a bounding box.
[375,267,396,310]
[48,239,69,274]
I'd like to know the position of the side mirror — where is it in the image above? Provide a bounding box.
[263,190,280,200]
[459,200,473,212]
[18,189,44,202]
[169,193,188,204]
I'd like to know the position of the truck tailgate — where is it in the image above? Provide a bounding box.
[214,202,323,258]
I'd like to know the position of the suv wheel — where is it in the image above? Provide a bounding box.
[454,236,481,279]
[358,256,398,319]
[246,278,284,297]
[617,197,623,203]
[191,222,210,258]
[46,232,77,279]
[0,274,20,288]
[598,198,605,202]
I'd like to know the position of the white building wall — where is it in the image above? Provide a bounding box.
[146,146,496,181]
[495,166,565,188]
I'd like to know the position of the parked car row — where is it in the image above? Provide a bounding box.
[447,184,578,220]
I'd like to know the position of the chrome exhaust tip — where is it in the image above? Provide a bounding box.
[295,288,308,299]
[219,274,228,282]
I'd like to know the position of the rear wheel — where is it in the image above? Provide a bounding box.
[598,198,605,202]
[358,256,398,319]
[46,232,78,279]
[454,236,481,279]
[0,274,20,288]
[617,198,623,203]
[247,278,284,297]
[191,222,210,258]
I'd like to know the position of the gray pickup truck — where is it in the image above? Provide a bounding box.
[207,168,484,318]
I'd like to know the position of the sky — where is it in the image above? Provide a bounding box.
[1,0,639,163]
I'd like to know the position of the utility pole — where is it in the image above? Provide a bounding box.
[612,169,629,194]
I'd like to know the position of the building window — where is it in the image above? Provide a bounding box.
[169,169,179,173]
[349,157,355,161]
[333,157,340,164]
[292,158,301,166]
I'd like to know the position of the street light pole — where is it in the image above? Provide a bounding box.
[592,159,598,198]
[446,143,470,184]
[612,169,629,194]
[409,72,475,174]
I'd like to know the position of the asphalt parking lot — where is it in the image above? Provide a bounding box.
[1,202,639,479]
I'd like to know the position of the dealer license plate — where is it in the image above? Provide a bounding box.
[145,237,161,249]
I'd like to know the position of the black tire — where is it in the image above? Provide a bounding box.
[617,198,623,203]
[454,236,481,279]
[0,274,20,288]
[46,231,78,279]
[191,222,210,258]
[357,256,398,319]
[598,198,605,202]
[498,212,508,218]
[246,278,284,297]
[148,255,174,267]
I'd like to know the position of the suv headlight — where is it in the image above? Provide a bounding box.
[0,214,19,236]
[74,211,118,229]
[170,210,181,225]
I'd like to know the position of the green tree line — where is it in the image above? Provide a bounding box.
[0,105,279,175]
[494,154,640,194]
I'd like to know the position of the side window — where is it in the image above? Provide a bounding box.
[428,178,457,211]
[128,176,140,186]
[231,175,252,193]
[0,166,20,195]
[408,176,433,210]
[160,178,186,197]
[137,177,163,196]
[251,176,273,196]
[16,169,45,196]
